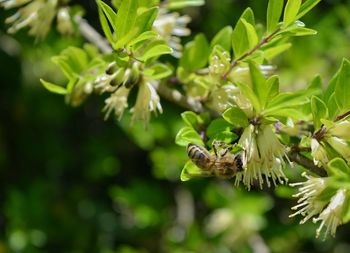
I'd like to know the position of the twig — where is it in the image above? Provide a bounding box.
[288,151,327,177]
[155,83,204,112]
[335,110,350,122]
[75,16,112,54]
[222,28,281,79]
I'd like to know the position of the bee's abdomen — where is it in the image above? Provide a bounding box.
[187,143,213,170]
[234,155,244,172]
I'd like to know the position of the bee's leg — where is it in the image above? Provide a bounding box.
[212,141,219,157]
[212,140,231,157]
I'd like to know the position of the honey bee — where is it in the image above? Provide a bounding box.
[186,141,244,179]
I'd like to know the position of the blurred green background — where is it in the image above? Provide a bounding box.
[1,0,350,252]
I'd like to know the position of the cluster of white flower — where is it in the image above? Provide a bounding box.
[235,124,287,190]
[0,0,74,39]
[101,62,162,125]
[290,173,349,239]
[312,120,350,167]
[290,118,350,239]
[153,10,191,58]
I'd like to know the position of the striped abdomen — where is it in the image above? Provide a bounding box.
[187,143,214,171]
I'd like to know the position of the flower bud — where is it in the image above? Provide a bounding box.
[57,7,73,35]
[326,136,350,163]
[131,80,162,125]
[103,86,130,120]
[311,138,329,167]
[327,120,350,139]
[1,0,30,9]
[313,189,347,239]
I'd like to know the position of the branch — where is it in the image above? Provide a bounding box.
[222,28,281,79]
[75,16,112,54]
[287,150,327,177]
[335,110,350,122]
[155,81,204,112]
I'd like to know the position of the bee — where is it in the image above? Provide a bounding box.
[186,141,244,179]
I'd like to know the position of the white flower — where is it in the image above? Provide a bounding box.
[206,84,238,112]
[313,189,347,239]
[209,52,231,77]
[153,10,191,58]
[326,136,350,163]
[232,92,254,118]
[290,173,349,239]
[289,173,328,224]
[326,120,350,139]
[131,80,162,124]
[235,124,287,189]
[311,138,329,167]
[103,86,130,120]
[5,0,57,39]
[0,0,30,9]
[57,7,73,35]
[94,69,121,93]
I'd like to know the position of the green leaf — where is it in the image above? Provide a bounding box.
[264,43,292,60]
[265,79,321,113]
[209,131,238,144]
[66,78,77,93]
[40,79,67,95]
[137,0,159,7]
[327,158,350,178]
[296,0,321,19]
[97,0,118,33]
[166,0,204,10]
[222,106,249,127]
[206,118,231,136]
[134,6,159,35]
[249,62,268,108]
[264,108,309,120]
[175,127,204,146]
[328,93,340,121]
[236,82,262,112]
[127,31,158,48]
[335,58,350,113]
[282,27,317,36]
[265,92,308,110]
[180,34,210,71]
[267,0,284,33]
[241,18,259,48]
[324,66,340,104]
[232,8,255,58]
[97,1,115,43]
[180,160,206,181]
[51,58,75,80]
[115,0,139,40]
[210,26,233,52]
[181,111,200,129]
[142,63,172,79]
[114,5,158,49]
[283,0,302,27]
[140,43,173,61]
[311,96,328,130]
[309,75,323,96]
[266,75,280,101]
[51,47,88,79]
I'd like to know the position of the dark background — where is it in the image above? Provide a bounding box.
[1,0,350,252]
